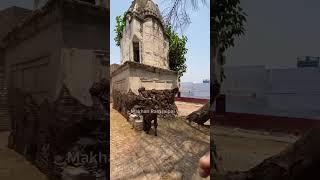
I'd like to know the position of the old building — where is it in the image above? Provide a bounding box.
[111,0,178,95]
[0,6,32,131]
[4,0,109,106]
[1,0,110,178]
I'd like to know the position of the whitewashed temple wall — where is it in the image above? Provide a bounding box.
[120,17,169,69]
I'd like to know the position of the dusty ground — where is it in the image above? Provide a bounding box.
[0,101,297,179]
[110,104,210,180]
[213,126,299,172]
[175,101,210,126]
[175,101,204,117]
[0,131,48,180]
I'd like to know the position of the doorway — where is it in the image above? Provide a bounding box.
[133,42,140,63]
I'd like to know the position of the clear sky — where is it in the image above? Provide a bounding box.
[110,0,210,83]
[226,0,320,68]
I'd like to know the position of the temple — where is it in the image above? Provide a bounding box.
[111,0,178,95]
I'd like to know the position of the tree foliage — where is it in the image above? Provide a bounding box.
[166,25,188,82]
[212,0,247,64]
[114,13,126,47]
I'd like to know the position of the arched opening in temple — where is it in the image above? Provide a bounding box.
[133,41,140,63]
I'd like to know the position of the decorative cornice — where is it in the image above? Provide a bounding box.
[3,0,109,49]
[111,61,177,77]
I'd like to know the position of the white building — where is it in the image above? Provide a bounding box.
[222,65,320,119]
[111,0,178,95]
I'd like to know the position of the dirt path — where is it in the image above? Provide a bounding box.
[213,126,298,172]
[110,106,210,180]
[0,131,47,180]
[175,101,204,117]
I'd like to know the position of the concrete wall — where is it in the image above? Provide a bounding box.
[222,66,320,119]
[59,48,108,106]
[129,66,177,94]
[120,17,169,69]
[111,67,130,94]
[5,22,63,103]
[62,8,109,50]
[6,1,109,105]
[111,62,177,95]
[222,66,269,97]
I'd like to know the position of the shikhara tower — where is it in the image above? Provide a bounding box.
[111,0,177,95]
[120,0,170,70]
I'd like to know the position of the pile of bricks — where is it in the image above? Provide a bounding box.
[113,87,179,119]
[8,80,109,180]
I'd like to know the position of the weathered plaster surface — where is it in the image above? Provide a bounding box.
[59,48,108,106]
[111,62,177,95]
[120,15,169,69]
[5,22,63,103]
[5,0,109,105]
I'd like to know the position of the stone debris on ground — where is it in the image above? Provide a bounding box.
[7,79,109,180]
[112,87,179,119]
[213,127,320,180]
[186,102,210,125]
[110,105,210,180]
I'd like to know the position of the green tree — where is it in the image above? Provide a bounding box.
[166,25,188,82]
[114,14,126,47]
[163,0,246,102]
[164,0,247,176]
[211,0,247,103]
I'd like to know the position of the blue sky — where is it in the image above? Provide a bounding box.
[110,0,210,83]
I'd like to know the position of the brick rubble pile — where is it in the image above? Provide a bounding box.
[112,87,179,119]
[8,79,109,180]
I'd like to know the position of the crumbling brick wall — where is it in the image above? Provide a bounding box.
[8,79,109,180]
[113,87,179,119]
